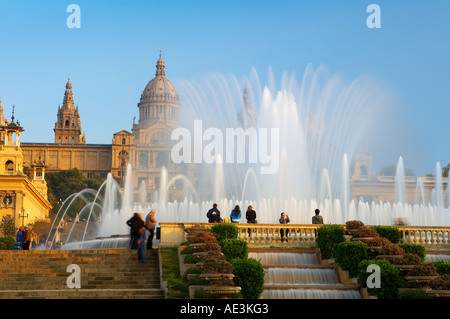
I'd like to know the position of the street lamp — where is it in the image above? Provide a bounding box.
[19,210,29,226]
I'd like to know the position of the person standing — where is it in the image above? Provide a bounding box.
[206,204,221,223]
[279,212,290,242]
[245,205,257,238]
[16,226,24,250]
[22,226,32,250]
[137,227,150,264]
[230,205,241,223]
[145,209,157,250]
[126,213,144,250]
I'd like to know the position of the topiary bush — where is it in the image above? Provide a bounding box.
[352,226,379,239]
[231,258,265,299]
[392,253,423,265]
[428,274,450,290]
[358,259,402,299]
[434,260,450,275]
[407,262,439,276]
[370,226,401,244]
[316,224,346,259]
[220,238,248,262]
[379,243,405,255]
[336,241,369,278]
[211,223,239,243]
[345,220,365,229]
[398,243,426,261]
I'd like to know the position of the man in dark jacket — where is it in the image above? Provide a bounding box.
[245,206,257,223]
[206,204,221,223]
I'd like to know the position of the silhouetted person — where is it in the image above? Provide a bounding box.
[279,212,290,242]
[126,213,144,250]
[207,204,221,223]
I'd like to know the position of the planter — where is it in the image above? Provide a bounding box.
[426,290,450,299]
[203,285,241,299]
[200,273,235,286]
[405,276,440,284]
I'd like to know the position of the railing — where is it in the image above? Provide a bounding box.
[236,224,319,247]
[159,223,450,249]
[397,226,450,246]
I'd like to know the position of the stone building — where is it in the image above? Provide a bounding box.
[20,53,183,196]
[0,106,52,231]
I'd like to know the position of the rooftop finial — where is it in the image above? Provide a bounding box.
[11,104,15,122]
[155,51,165,77]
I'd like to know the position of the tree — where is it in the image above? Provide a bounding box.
[45,168,105,219]
[379,164,415,176]
[443,163,449,178]
[0,214,16,237]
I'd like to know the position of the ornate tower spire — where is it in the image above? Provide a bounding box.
[62,76,75,110]
[54,77,85,144]
[155,51,166,77]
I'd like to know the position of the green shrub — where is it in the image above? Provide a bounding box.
[184,254,200,264]
[398,243,426,261]
[398,289,429,299]
[211,223,239,243]
[336,241,369,278]
[370,226,401,244]
[0,236,16,250]
[183,266,202,281]
[434,261,450,275]
[220,239,248,262]
[358,259,402,299]
[231,258,265,299]
[316,224,346,259]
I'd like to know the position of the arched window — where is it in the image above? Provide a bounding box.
[360,165,368,177]
[65,120,70,127]
[5,160,14,175]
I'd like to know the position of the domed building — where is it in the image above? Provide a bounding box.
[111,52,183,192]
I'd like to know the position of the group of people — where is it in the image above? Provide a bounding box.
[15,226,33,250]
[126,209,157,264]
[206,204,324,240]
[207,204,324,225]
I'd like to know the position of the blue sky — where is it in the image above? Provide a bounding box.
[0,0,449,176]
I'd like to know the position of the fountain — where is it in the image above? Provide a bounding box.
[48,64,449,250]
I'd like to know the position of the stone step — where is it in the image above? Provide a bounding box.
[0,288,165,299]
[0,248,164,299]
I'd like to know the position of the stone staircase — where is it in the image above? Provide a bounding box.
[0,249,165,299]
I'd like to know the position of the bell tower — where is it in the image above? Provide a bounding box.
[54,76,86,144]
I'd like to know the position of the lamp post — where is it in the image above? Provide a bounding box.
[19,210,29,226]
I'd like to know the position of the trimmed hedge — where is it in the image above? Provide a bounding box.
[210,223,239,243]
[336,241,369,278]
[434,261,450,275]
[231,258,265,299]
[370,226,401,244]
[316,224,346,259]
[398,243,426,261]
[358,259,403,299]
[220,239,248,262]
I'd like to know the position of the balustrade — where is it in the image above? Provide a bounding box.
[159,222,450,249]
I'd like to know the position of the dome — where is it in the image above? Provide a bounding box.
[139,52,180,104]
